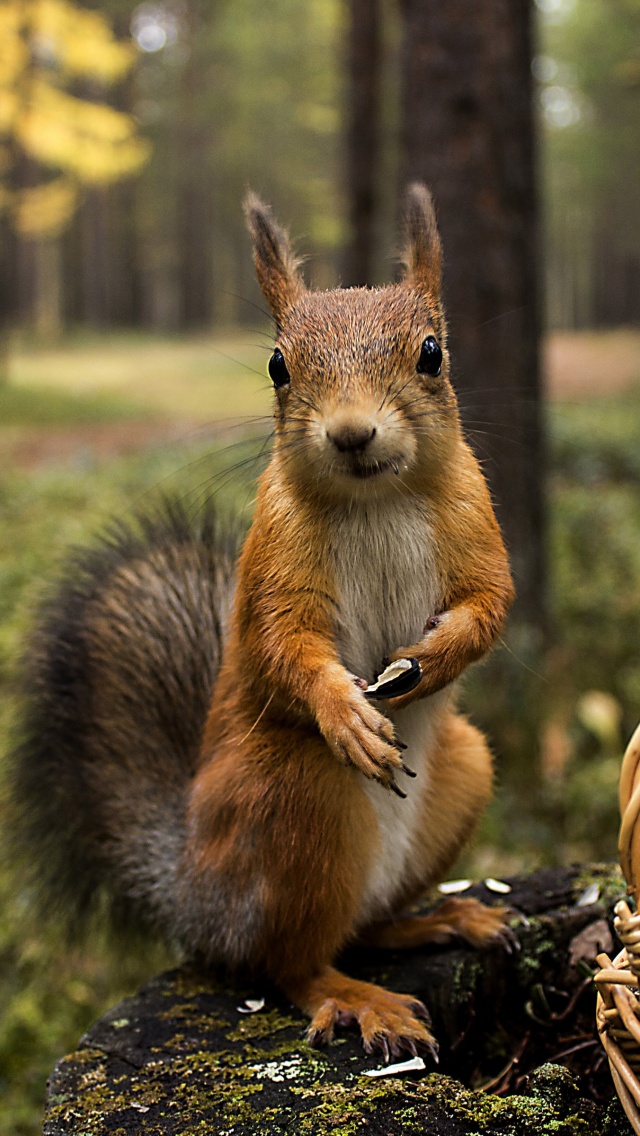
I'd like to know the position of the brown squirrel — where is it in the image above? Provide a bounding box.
[8,184,515,1061]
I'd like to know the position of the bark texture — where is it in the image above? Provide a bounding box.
[342,0,382,287]
[399,0,543,625]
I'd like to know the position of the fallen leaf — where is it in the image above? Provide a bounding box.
[569,920,613,968]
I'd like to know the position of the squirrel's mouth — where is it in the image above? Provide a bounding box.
[348,457,400,479]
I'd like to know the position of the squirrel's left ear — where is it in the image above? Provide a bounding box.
[400,182,443,299]
[244,192,306,328]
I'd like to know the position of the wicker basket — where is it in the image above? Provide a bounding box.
[595,722,640,1134]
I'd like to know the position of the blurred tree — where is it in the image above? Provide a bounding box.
[399,0,544,630]
[176,1,214,328]
[64,0,343,331]
[342,0,381,286]
[0,0,149,338]
[539,0,640,328]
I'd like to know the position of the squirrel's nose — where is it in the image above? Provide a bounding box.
[327,423,376,453]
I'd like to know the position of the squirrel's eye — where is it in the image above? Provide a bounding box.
[268,348,290,389]
[416,336,442,378]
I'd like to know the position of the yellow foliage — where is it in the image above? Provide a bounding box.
[0,0,134,86]
[12,175,77,235]
[28,0,136,83]
[0,0,149,234]
[17,81,151,184]
[0,8,29,89]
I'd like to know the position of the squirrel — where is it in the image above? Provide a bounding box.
[8,183,515,1061]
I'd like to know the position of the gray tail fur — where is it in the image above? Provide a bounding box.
[6,499,240,942]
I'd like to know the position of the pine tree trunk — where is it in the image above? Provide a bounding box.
[81,189,111,328]
[399,0,544,627]
[342,0,382,287]
[177,0,214,329]
[0,218,19,384]
[33,237,63,341]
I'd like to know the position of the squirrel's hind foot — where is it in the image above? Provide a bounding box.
[294,967,438,1063]
[425,897,516,951]
[361,898,516,952]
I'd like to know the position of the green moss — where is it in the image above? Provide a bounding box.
[227,1006,302,1042]
[45,1032,620,1136]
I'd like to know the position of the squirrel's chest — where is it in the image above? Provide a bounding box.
[330,500,441,681]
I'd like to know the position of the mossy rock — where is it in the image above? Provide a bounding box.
[44,865,633,1135]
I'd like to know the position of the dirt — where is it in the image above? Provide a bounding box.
[544,329,640,400]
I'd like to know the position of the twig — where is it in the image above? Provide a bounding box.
[548,1038,599,1063]
[478,1033,531,1094]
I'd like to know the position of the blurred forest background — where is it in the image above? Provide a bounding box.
[0,0,639,1131]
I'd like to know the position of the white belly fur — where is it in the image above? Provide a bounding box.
[329,497,450,926]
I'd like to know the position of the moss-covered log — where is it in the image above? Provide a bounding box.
[44,865,633,1135]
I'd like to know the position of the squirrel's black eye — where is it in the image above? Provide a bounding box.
[268,348,290,389]
[417,336,442,378]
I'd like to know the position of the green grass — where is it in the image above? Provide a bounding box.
[0,336,639,1134]
[0,380,146,426]
[9,330,273,422]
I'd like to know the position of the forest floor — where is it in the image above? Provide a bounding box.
[2,327,638,470]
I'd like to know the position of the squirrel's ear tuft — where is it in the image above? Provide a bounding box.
[400,183,442,298]
[244,192,306,327]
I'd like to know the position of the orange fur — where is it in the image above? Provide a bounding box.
[360,899,511,951]
[184,185,514,1058]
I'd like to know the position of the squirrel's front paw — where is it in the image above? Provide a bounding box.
[316,673,408,795]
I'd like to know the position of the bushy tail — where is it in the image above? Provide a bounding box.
[6,500,240,941]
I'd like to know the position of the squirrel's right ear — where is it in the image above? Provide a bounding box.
[244,192,306,328]
[400,183,443,299]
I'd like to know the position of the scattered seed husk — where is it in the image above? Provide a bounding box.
[438,879,472,894]
[485,878,512,894]
[576,881,600,907]
[362,1055,426,1077]
[237,997,265,1014]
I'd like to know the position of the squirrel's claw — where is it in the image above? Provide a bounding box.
[495,924,520,953]
[409,998,432,1025]
[388,777,407,799]
[400,760,417,778]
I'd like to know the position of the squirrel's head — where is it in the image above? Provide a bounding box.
[245,184,460,501]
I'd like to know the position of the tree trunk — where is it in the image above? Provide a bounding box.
[176,0,214,329]
[80,188,111,328]
[342,0,382,287]
[43,865,631,1135]
[178,177,213,328]
[31,237,63,341]
[399,0,543,627]
[0,218,18,384]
